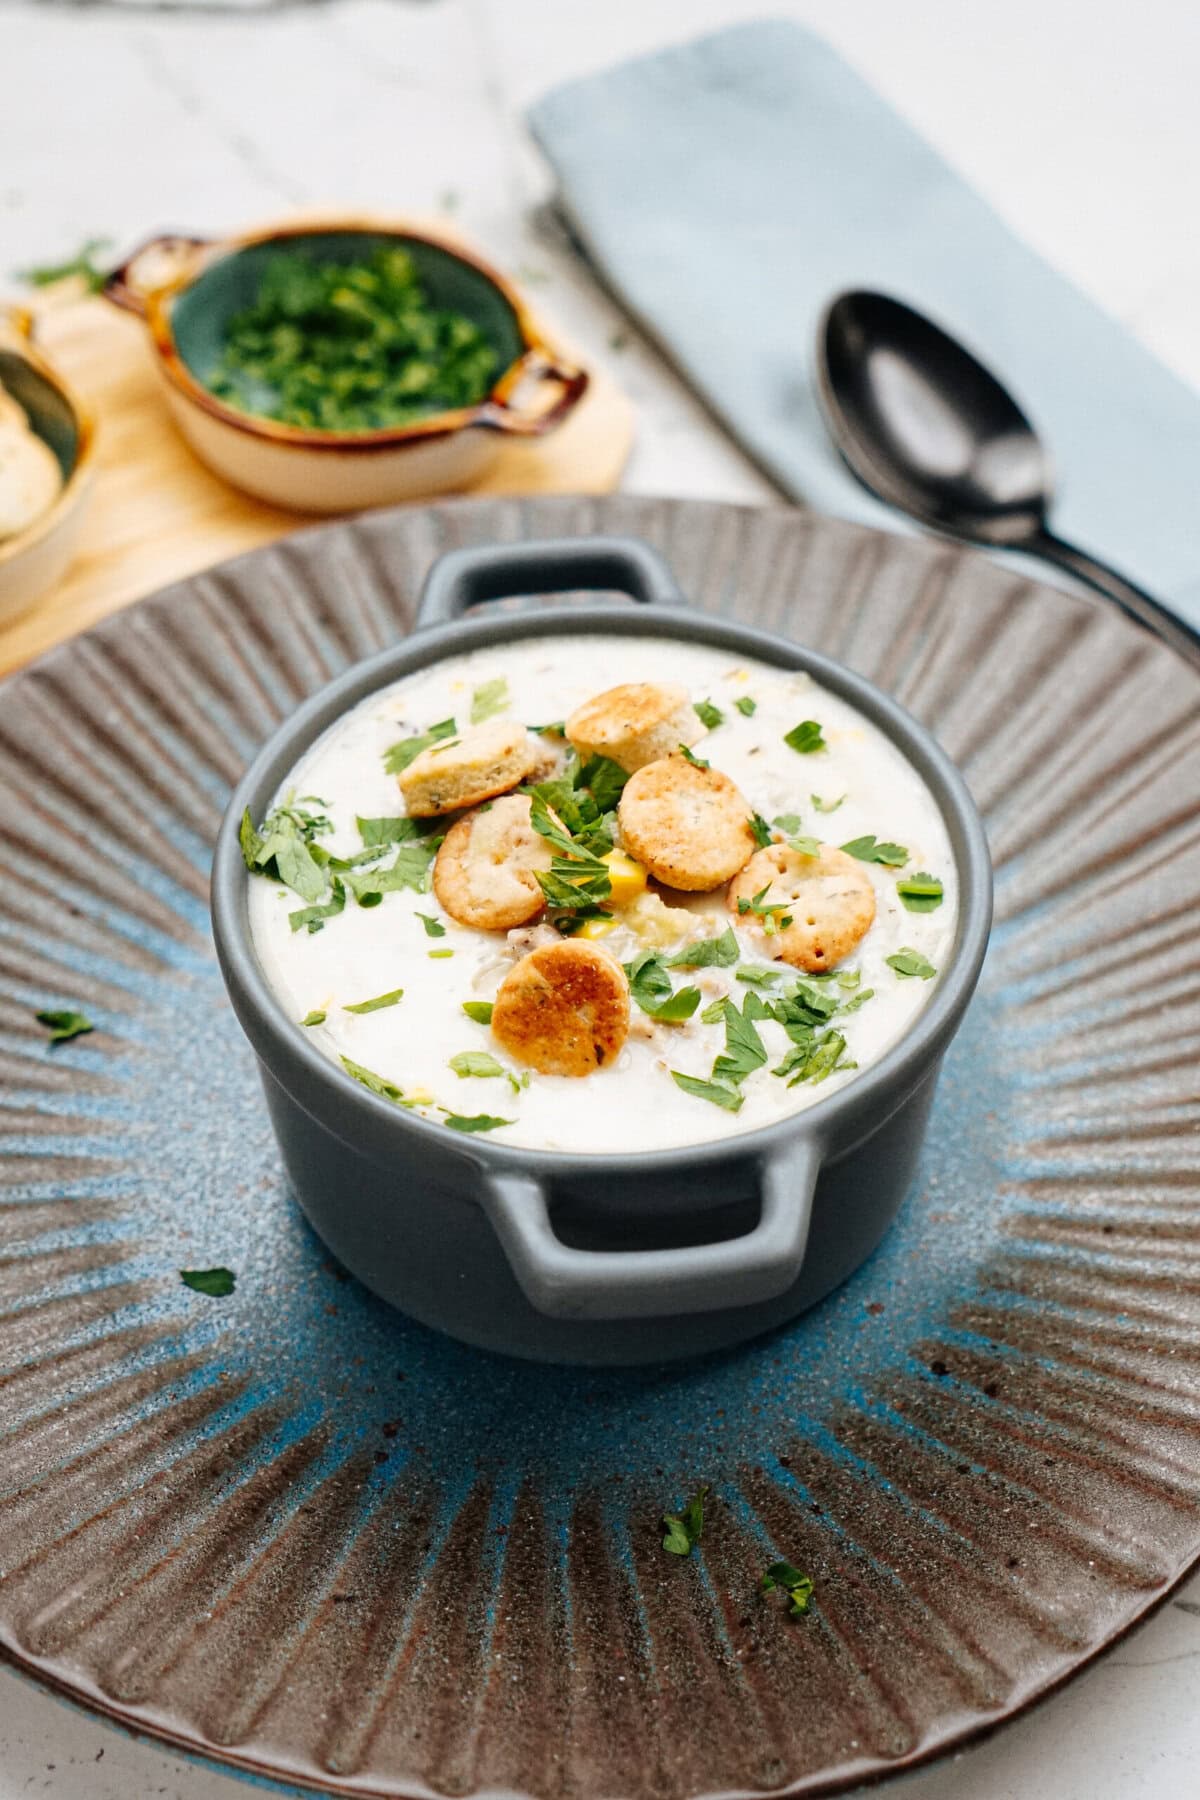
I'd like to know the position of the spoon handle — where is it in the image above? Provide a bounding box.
[1030,530,1200,668]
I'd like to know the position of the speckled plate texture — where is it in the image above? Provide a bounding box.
[2,495,1199,1799]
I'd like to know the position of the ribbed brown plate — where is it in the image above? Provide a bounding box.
[1,496,1199,1798]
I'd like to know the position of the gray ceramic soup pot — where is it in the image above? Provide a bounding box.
[211,536,992,1365]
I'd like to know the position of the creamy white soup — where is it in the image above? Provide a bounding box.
[246,635,958,1152]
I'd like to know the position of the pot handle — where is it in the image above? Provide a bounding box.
[103,232,213,318]
[414,535,684,630]
[480,1138,819,1322]
[477,348,589,438]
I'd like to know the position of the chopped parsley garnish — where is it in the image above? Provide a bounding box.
[699,997,727,1025]
[811,792,845,814]
[670,1070,743,1111]
[623,951,702,1022]
[21,236,113,295]
[749,812,773,849]
[661,1485,709,1556]
[677,742,710,770]
[693,698,724,730]
[667,927,739,969]
[773,813,804,834]
[781,832,821,858]
[760,1562,815,1616]
[180,1267,236,1298]
[345,841,440,905]
[428,949,454,959]
[886,948,938,980]
[774,1029,851,1087]
[462,1001,494,1024]
[737,883,793,932]
[578,754,629,812]
[344,987,404,1014]
[204,244,499,432]
[840,834,909,867]
[36,1008,94,1043]
[712,997,768,1085]
[382,717,457,776]
[470,677,509,724]
[416,911,446,937]
[340,1055,411,1103]
[529,720,565,737]
[241,797,332,902]
[300,1010,326,1026]
[356,813,439,848]
[449,1050,507,1079]
[897,872,944,912]
[439,1110,513,1133]
[839,988,874,1013]
[733,695,757,717]
[529,790,613,914]
[289,877,346,934]
[735,964,781,986]
[784,719,826,754]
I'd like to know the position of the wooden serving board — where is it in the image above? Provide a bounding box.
[0,289,634,679]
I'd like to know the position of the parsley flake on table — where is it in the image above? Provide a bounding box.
[661,1485,710,1556]
[896,872,944,912]
[470,677,510,723]
[693,698,724,729]
[784,719,826,754]
[840,834,909,867]
[180,1267,236,1298]
[760,1561,815,1617]
[886,948,938,979]
[36,1008,94,1043]
[344,987,404,1015]
[382,717,457,776]
[733,695,757,717]
[462,1001,494,1024]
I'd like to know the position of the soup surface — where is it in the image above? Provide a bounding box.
[247,634,958,1152]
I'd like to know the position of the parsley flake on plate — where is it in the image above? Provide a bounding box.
[36,1008,94,1043]
[693,698,724,729]
[661,1485,710,1556]
[896,872,944,912]
[886,948,938,980]
[760,1561,815,1617]
[840,834,909,867]
[784,719,826,754]
[180,1267,236,1298]
[470,677,509,724]
[344,987,404,1015]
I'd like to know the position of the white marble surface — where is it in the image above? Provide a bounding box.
[3,0,1200,1794]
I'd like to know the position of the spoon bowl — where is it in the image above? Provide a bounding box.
[816,288,1200,665]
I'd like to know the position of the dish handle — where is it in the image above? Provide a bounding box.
[103,233,214,318]
[478,348,589,438]
[480,1139,819,1322]
[414,534,685,629]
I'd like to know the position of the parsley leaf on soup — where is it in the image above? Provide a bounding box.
[340,1056,412,1103]
[749,812,773,849]
[36,1008,94,1043]
[300,1010,326,1027]
[678,742,710,769]
[712,997,768,1085]
[784,719,825,754]
[344,987,404,1015]
[661,1485,710,1556]
[462,1001,494,1024]
[734,695,757,717]
[897,872,944,912]
[439,1110,513,1133]
[623,950,701,1022]
[670,1071,744,1111]
[840,834,909,867]
[811,792,845,814]
[180,1267,236,1298]
[416,912,446,937]
[667,927,739,969]
[241,798,331,902]
[886,948,937,979]
[449,1050,507,1079]
[289,877,346,934]
[382,717,457,776]
[470,677,509,724]
[773,813,804,834]
[693,698,724,730]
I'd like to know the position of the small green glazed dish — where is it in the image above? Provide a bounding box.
[104,216,589,514]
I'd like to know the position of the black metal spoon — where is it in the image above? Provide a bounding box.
[816,289,1200,666]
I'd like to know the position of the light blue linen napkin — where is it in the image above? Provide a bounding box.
[529,21,1200,623]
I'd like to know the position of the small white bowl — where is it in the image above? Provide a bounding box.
[0,308,96,630]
